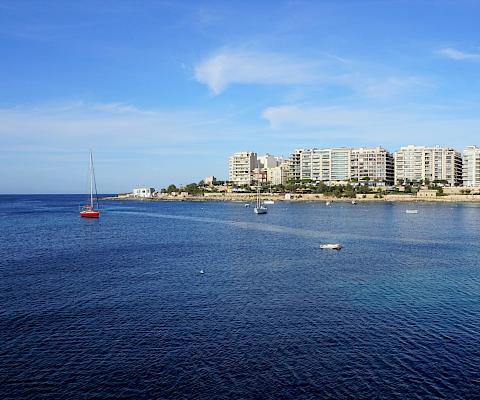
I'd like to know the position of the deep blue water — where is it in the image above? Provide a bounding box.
[1,195,480,399]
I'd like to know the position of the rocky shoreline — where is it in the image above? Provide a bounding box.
[101,193,480,203]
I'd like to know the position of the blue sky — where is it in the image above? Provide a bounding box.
[1,0,480,193]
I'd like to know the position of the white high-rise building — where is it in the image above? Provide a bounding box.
[350,147,394,185]
[298,148,329,181]
[289,148,350,182]
[394,145,462,186]
[288,147,392,184]
[330,148,351,181]
[288,149,303,181]
[228,151,257,185]
[463,145,480,187]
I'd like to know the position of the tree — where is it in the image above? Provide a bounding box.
[185,183,202,195]
[166,184,178,193]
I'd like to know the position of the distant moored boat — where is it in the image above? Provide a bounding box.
[320,243,342,250]
[254,162,267,215]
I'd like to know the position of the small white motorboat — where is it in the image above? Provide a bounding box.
[245,203,250,207]
[326,201,331,206]
[406,209,418,214]
[320,243,342,250]
[351,200,357,205]
[263,200,275,205]
[199,269,204,274]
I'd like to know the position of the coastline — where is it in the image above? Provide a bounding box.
[101,193,480,203]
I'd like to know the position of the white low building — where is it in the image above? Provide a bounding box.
[133,187,155,198]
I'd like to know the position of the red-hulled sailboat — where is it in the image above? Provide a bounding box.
[80,151,100,218]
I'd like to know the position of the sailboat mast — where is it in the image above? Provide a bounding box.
[89,151,94,208]
[257,163,261,208]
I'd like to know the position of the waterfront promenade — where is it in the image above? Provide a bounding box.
[103,192,480,203]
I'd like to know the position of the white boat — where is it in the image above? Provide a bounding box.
[320,244,342,250]
[351,200,357,205]
[254,163,267,215]
[326,201,331,206]
[245,203,250,207]
[263,200,275,205]
[406,209,418,214]
[254,206,267,214]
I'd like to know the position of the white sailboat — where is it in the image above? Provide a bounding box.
[254,166,267,215]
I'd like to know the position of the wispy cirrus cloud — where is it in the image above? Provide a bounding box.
[437,47,480,61]
[194,49,334,95]
[361,76,430,99]
[92,102,156,115]
[261,104,480,147]
[0,101,235,149]
[194,48,430,101]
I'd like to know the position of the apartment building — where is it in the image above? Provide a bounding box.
[394,145,462,186]
[228,151,257,185]
[463,145,480,187]
[330,148,351,181]
[350,147,394,185]
[258,154,283,169]
[267,161,289,186]
[288,149,302,181]
[288,147,392,184]
[289,148,350,182]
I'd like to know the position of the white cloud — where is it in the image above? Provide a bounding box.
[361,77,429,99]
[194,48,430,101]
[437,47,480,61]
[0,101,234,150]
[261,104,480,147]
[194,49,328,94]
[93,102,155,115]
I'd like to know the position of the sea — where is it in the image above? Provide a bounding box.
[1,195,479,399]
